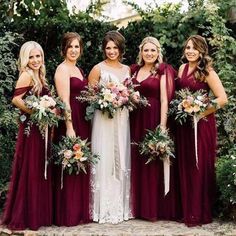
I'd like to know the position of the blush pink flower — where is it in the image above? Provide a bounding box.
[64,149,73,159]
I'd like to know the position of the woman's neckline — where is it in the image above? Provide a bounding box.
[102,60,123,69]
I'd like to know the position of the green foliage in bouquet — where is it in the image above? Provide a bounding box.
[21,93,65,137]
[138,125,175,164]
[168,88,217,125]
[78,78,149,120]
[53,136,99,175]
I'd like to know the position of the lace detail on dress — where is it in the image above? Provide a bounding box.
[90,62,132,224]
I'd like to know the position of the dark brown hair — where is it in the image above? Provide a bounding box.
[181,35,213,82]
[102,31,125,61]
[61,32,83,58]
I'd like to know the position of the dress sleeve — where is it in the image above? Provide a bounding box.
[158,63,176,102]
[13,86,32,98]
[130,64,140,76]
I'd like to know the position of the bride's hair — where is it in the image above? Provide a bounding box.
[102,31,125,62]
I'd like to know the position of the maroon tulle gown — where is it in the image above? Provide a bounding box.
[175,63,217,226]
[130,63,182,221]
[1,86,53,230]
[53,74,91,226]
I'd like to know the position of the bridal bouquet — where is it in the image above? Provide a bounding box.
[122,77,149,111]
[53,136,99,175]
[138,125,175,164]
[168,88,216,125]
[77,77,149,120]
[21,93,65,137]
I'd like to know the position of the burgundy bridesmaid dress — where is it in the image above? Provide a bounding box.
[53,73,91,226]
[130,63,182,221]
[1,86,53,230]
[175,63,217,226]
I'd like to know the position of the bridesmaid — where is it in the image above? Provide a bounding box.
[175,35,228,226]
[1,41,53,230]
[53,32,91,226]
[130,36,182,221]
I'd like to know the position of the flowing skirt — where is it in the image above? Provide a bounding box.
[90,108,132,224]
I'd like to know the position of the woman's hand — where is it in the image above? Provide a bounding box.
[66,127,76,138]
[50,107,59,115]
[159,124,167,132]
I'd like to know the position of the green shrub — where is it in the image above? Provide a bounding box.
[216,149,236,220]
[0,31,22,210]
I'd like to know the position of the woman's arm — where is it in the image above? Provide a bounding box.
[12,72,32,114]
[88,65,100,86]
[201,69,228,118]
[160,74,168,129]
[54,64,75,137]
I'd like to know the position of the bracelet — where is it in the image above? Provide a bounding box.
[65,109,72,121]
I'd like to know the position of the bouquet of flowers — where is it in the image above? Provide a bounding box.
[123,77,149,111]
[137,125,175,195]
[138,125,175,164]
[168,88,217,168]
[53,136,99,175]
[77,77,149,120]
[20,93,65,137]
[168,88,216,125]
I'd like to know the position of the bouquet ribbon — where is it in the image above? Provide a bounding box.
[44,124,49,179]
[163,157,170,195]
[193,115,199,169]
[113,110,126,180]
[61,167,64,189]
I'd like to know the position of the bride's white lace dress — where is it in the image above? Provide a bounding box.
[90,61,132,224]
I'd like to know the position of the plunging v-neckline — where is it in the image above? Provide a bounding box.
[135,67,153,83]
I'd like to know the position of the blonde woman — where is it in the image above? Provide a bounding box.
[1,41,53,230]
[130,36,181,221]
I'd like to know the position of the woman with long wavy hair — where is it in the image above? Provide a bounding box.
[175,35,228,226]
[1,41,53,230]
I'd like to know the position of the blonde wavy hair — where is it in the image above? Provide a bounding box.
[137,36,163,72]
[18,41,47,95]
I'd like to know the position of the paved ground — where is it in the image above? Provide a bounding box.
[0,219,236,236]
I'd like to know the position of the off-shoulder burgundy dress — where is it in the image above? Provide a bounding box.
[1,86,53,230]
[53,75,91,226]
[130,63,182,221]
[175,64,217,226]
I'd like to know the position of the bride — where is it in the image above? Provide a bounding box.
[88,31,132,224]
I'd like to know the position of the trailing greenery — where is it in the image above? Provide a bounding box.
[0,0,235,219]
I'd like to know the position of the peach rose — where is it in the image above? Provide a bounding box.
[73,143,81,151]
